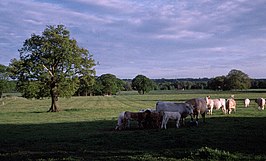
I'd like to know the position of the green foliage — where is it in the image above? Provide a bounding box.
[94,74,124,95]
[208,69,251,90]
[225,69,251,90]
[9,25,95,111]
[208,76,226,90]
[132,75,154,94]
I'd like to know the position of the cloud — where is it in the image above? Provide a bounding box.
[1,0,266,78]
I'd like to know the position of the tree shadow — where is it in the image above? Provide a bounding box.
[0,117,266,160]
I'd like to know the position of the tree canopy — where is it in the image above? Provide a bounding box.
[132,75,154,94]
[9,25,96,111]
[93,74,124,95]
[208,69,251,90]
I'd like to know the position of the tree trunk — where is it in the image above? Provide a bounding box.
[47,78,59,112]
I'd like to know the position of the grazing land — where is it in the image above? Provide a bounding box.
[0,90,266,160]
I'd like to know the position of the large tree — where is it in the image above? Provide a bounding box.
[132,75,153,94]
[225,69,251,90]
[9,25,96,112]
[94,74,124,95]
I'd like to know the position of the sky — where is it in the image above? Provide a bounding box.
[1,0,266,79]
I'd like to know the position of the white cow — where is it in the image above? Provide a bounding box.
[161,111,181,129]
[244,98,250,108]
[255,98,265,110]
[156,101,194,125]
[206,97,226,114]
[115,111,125,130]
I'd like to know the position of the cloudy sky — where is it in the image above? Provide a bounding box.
[1,0,266,79]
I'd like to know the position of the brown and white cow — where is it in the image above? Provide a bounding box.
[255,98,265,110]
[226,97,236,114]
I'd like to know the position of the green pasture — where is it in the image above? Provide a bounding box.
[0,90,266,160]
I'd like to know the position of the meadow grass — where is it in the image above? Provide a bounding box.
[0,90,266,160]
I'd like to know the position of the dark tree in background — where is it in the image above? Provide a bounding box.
[208,69,251,90]
[94,74,124,95]
[132,75,153,94]
[9,25,96,112]
[225,69,251,90]
[208,76,226,90]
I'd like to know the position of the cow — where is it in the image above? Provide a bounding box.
[186,97,208,123]
[255,98,265,110]
[161,111,181,129]
[122,111,150,129]
[206,97,214,115]
[206,96,226,114]
[144,111,162,129]
[156,101,194,125]
[226,98,236,114]
[115,111,126,130]
[244,98,250,108]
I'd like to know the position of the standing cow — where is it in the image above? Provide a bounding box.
[186,97,208,123]
[161,111,181,129]
[226,98,236,114]
[244,98,250,108]
[156,102,194,125]
[206,96,226,114]
[255,98,265,110]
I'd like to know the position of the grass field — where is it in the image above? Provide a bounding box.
[0,90,266,160]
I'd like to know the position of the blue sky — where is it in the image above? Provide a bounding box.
[1,0,266,79]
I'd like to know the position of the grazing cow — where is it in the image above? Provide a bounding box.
[206,97,214,115]
[244,98,250,108]
[255,98,265,110]
[115,111,126,130]
[144,111,162,128]
[206,96,226,114]
[186,97,208,123]
[226,98,236,114]
[161,111,181,129]
[123,111,150,129]
[156,102,194,125]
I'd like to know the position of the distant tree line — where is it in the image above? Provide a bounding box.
[1,65,266,98]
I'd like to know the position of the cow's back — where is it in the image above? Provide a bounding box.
[156,102,191,114]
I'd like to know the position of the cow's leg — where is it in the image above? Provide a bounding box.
[201,113,206,123]
[161,116,166,129]
[176,117,180,128]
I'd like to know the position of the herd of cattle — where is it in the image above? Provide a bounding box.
[115,96,266,130]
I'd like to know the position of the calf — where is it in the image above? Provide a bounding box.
[161,111,181,129]
[156,101,194,125]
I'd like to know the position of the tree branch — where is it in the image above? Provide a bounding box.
[43,64,54,77]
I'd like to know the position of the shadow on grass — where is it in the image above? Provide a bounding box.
[0,117,266,160]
